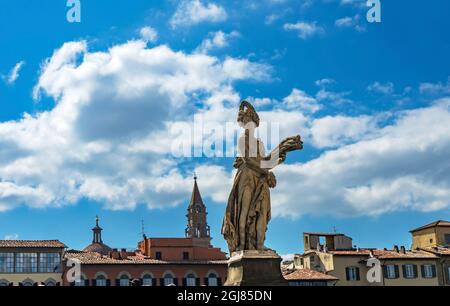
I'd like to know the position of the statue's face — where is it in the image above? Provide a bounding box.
[237,110,254,128]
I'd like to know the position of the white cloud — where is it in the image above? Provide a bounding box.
[310,115,377,148]
[335,15,366,32]
[139,26,158,43]
[196,31,240,53]
[368,81,395,95]
[170,0,227,28]
[315,78,335,87]
[316,88,352,105]
[2,61,25,85]
[283,21,324,39]
[282,88,321,113]
[271,99,450,218]
[0,39,270,211]
[419,77,450,95]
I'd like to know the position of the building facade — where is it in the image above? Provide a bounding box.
[293,220,450,286]
[0,240,66,286]
[62,177,228,286]
[410,220,450,286]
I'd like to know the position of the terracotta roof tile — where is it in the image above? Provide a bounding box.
[0,240,66,248]
[421,247,450,256]
[64,252,227,265]
[410,220,450,233]
[283,269,338,281]
[328,249,438,259]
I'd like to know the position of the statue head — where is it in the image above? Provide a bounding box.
[238,101,260,129]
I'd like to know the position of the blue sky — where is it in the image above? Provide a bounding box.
[0,0,449,256]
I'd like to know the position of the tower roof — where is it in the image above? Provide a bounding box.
[410,220,450,233]
[84,216,112,255]
[189,175,205,208]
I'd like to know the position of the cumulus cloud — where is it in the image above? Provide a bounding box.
[310,115,377,148]
[170,0,227,28]
[282,88,321,113]
[1,35,450,223]
[2,60,25,85]
[335,15,366,32]
[368,81,395,95]
[419,77,450,95]
[272,99,450,218]
[196,31,240,53]
[139,26,158,43]
[283,21,324,39]
[0,39,270,211]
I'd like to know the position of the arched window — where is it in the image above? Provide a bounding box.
[207,272,218,286]
[185,273,196,287]
[0,279,9,287]
[96,275,107,287]
[74,275,86,286]
[163,272,175,286]
[22,280,34,287]
[119,274,130,287]
[142,274,153,286]
[45,280,56,286]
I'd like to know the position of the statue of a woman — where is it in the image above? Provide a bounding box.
[222,101,303,254]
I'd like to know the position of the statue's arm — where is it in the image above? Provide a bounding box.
[263,135,303,168]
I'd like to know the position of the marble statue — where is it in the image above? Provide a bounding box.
[222,101,303,254]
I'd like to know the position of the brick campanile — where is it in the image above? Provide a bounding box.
[185,175,211,241]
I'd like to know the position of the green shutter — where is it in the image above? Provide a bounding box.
[413,265,418,278]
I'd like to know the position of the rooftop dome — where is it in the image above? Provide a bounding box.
[83,216,112,256]
[83,242,112,256]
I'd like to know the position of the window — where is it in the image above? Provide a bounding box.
[15,253,37,273]
[445,234,450,246]
[22,281,34,287]
[119,275,130,287]
[163,273,174,286]
[45,280,56,286]
[0,280,10,286]
[142,274,153,286]
[96,275,107,286]
[183,252,190,260]
[0,253,14,273]
[421,264,435,278]
[346,267,360,281]
[207,273,218,287]
[403,264,417,279]
[156,252,162,260]
[385,265,398,279]
[185,273,196,286]
[75,276,85,287]
[39,253,61,273]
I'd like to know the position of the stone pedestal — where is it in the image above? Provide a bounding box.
[224,250,288,286]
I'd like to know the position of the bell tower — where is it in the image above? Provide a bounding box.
[185,175,211,242]
[92,215,103,243]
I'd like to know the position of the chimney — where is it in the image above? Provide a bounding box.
[110,249,120,259]
[120,248,128,260]
[393,245,399,252]
[400,246,406,254]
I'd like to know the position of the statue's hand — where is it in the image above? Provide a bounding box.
[267,171,277,188]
